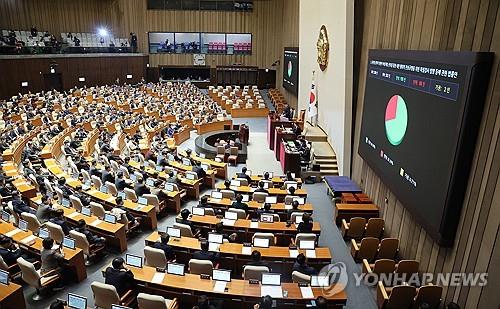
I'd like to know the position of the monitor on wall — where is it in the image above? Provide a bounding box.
[283,47,299,96]
[358,49,493,246]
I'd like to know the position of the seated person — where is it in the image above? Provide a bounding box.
[36,195,54,223]
[254,181,269,194]
[0,236,23,266]
[134,177,150,197]
[75,219,106,247]
[256,203,274,218]
[115,172,128,191]
[263,172,271,181]
[196,294,223,309]
[11,191,36,215]
[244,250,270,269]
[192,161,207,179]
[165,171,178,186]
[57,178,73,199]
[231,194,248,212]
[212,222,229,241]
[236,166,252,183]
[178,208,193,228]
[297,212,313,233]
[150,180,169,201]
[49,209,72,235]
[74,185,91,206]
[285,186,297,196]
[152,233,175,262]
[292,253,317,276]
[287,200,301,219]
[113,196,141,227]
[255,295,273,309]
[193,240,219,263]
[104,257,135,297]
[220,180,232,191]
[198,195,209,208]
[315,296,328,309]
[284,170,295,181]
[40,238,65,275]
[101,165,115,185]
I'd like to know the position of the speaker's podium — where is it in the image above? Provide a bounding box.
[279,139,301,175]
[267,113,295,150]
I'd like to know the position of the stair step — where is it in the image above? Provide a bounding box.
[314,154,336,160]
[315,159,337,164]
[319,164,338,169]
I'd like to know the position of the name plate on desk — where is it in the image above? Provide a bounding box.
[221,219,235,226]
[250,221,259,229]
[67,212,80,219]
[20,235,37,245]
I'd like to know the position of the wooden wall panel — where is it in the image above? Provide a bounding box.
[352,1,500,308]
[0,55,147,98]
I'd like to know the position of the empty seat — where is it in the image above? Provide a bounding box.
[91,281,135,309]
[144,246,167,268]
[243,265,269,280]
[17,257,61,300]
[376,238,399,260]
[189,259,213,276]
[351,237,379,262]
[377,282,416,309]
[137,293,178,309]
[341,217,367,240]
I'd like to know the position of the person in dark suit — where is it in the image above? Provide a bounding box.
[104,257,135,296]
[74,186,91,206]
[134,177,150,197]
[0,236,23,266]
[192,161,207,179]
[75,219,105,247]
[292,253,317,276]
[236,167,252,183]
[11,191,35,215]
[89,161,102,178]
[287,200,301,219]
[114,172,128,191]
[57,178,73,199]
[166,171,179,185]
[256,203,274,218]
[152,233,175,262]
[254,181,269,194]
[101,165,115,185]
[297,212,313,233]
[244,250,270,270]
[178,208,193,228]
[49,209,71,235]
[231,194,248,212]
[198,195,209,208]
[193,240,219,263]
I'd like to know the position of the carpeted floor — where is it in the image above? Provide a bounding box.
[23,116,376,309]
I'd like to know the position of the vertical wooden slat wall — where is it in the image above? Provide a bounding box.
[352,0,500,308]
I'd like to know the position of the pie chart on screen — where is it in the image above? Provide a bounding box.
[287,61,293,77]
[385,94,408,146]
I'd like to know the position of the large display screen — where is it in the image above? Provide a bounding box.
[283,47,299,96]
[358,50,493,246]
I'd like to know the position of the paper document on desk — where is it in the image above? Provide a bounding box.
[90,219,102,226]
[241,246,252,255]
[289,249,299,258]
[250,221,259,229]
[221,219,235,226]
[152,272,165,284]
[213,281,227,293]
[209,243,220,252]
[106,196,116,202]
[261,285,283,298]
[284,204,293,210]
[300,286,314,299]
[5,228,21,237]
[306,250,316,258]
[20,235,37,245]
[67,212,80,218]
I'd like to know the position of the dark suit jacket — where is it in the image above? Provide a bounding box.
[134,183,150,197]
[0,247,23,265]
[49,217,71,235]
[101,171,115,185]
[297,221,313,233]
[292,262,317,276]
[104,267,135,296]
[193,250,219,263]
[152,242,176,261]
[115,178,127,191]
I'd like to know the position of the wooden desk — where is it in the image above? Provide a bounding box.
[107,264,347,308]
[275,129,296,161]
[0,221,87,282]
[215,184,307,202]
[280,141,301,176]
[206,198,313,221]
[31,196,128,252]
[237,175,303,187]
[231,107,269,118]
[178,214,321,246]
[45,159,158,230]
[0,281,26,309]
[185,152,227,179]
[195,120,232,134]
[173,128,190,145]
[145,232,331,277]
[267,115,295,150]
[334,203,380,225]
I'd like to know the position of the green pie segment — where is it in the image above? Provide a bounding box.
[385,95,408,146]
